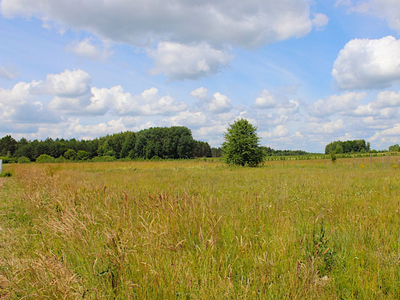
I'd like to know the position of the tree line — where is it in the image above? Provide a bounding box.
[0,126,217,162]
[325,140,370,154]
[2,122,396,165]
[261,147,311,156]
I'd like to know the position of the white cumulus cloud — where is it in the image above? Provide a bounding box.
[378,124,400,136]
[308,119,346,134]
[332,36,400,90]
[190,87,208,99]
[254,89,299,112]
[255,90,277,108]
[336,0,400,34]
[370,123,400,145]
[0,69,188,124]
[0,81,59,123]
[196,125,226,137]
[43,69,95,114]
[374,90,400,108]
[0,0,320,48]
[209,93,232,114]
[309,92,367,117]
[349,103,377,116]
[0,0,327,81]
[191,88,232,114]
[71,118,128,137]
[111,86,187,116]
[65,38,112,61]
[38,69,92,97]
[260,125,290,138]
[148,42,233,80]
[312,13,329,30]
[168,111,208,127]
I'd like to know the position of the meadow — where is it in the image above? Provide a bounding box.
[0,157,400,299]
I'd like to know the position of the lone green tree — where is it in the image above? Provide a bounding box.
[222,119,264,167]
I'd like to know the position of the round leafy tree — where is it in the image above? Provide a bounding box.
[222,119,264,167]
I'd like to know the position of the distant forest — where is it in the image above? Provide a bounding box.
[0,126,318,163]
[261,147,312,157]
[325,140,370,154]
[3,128,389,164]
[0,127,218,162]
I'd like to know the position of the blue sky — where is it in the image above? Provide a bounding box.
[1,0,400,152]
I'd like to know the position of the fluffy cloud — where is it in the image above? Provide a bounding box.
[312,13,329,31]
[1,0,328,81]
[43,69,96,114]
[148,42,233,80]
[260,125,290,138]
[255,89,299,112]
[191,88,232,113]
[309,92,367,117]
[339,89,400,119]
[0,70,93,123]
[349,103,376,117]
[168,111,208,127]
[380,107,400,119]
[52,84,187,116]
[1,0,321,48]
[0,69,187,125]
[190,87,208,99]
[0,65,18,80]
[195,125,226,137]
[308,89,400,121]
[110,86,187,116]
[0,82,59,123]
[209,93,232,113]
[0,82,34,106]
[332,36,400,90]
[14,117,140,141]
[370,123,400,145]
[377,124,400,136]
[336,0,400,33]
[255,90,277,108]
[71,118,128,137]
[40,69,92,97]
[253,90,301,128]
[65,38,112,61]
[307,119,346,134]
[374,90,400,108]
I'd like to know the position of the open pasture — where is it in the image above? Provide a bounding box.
[1,158,400,299]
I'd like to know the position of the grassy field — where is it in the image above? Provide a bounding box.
[0,157,400,299]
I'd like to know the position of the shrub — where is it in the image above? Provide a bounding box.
[55,156,67,163]
[0,157,17,164]
[17,156,31,164]
[77,150,91,161]
[36,154,55,163]
[63,149,77,160]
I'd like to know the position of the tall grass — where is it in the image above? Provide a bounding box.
[1,158,399,298]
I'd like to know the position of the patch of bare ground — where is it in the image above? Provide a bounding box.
[0,178,5,187]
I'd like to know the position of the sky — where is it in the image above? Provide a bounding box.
[1,0,400,153]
